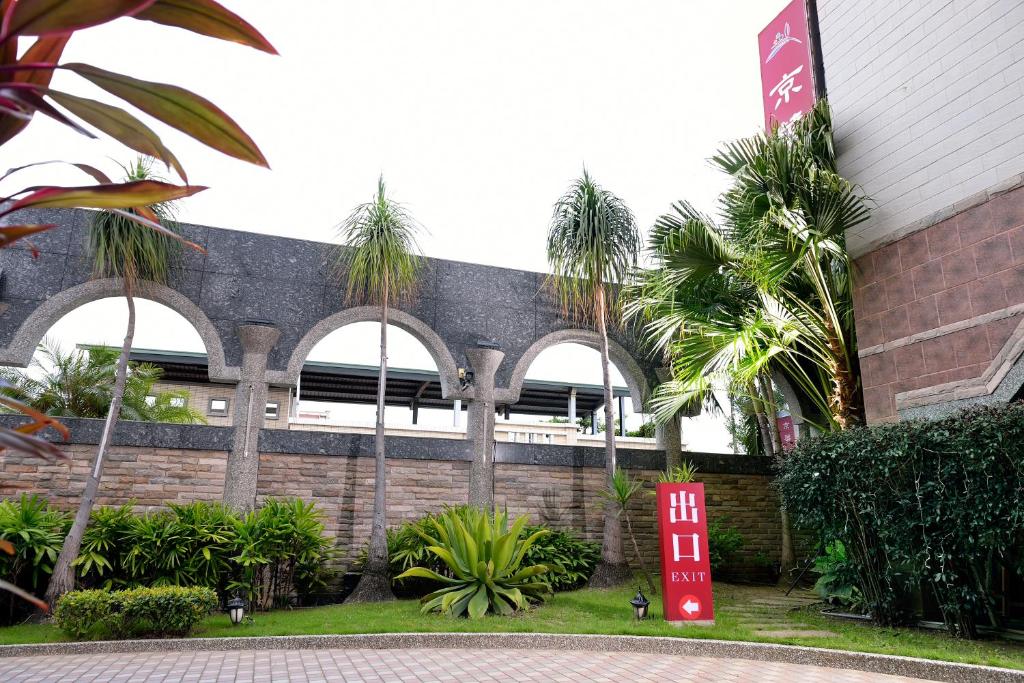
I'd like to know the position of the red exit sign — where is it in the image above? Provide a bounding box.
[656,482,715,624]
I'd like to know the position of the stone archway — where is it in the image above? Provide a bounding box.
[275,306,461,397]
[0,278,233,380]
[498,328,650,410]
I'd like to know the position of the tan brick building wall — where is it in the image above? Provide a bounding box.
[154,381,291,427]
[854,186,1024,421]
[1,443,780,581]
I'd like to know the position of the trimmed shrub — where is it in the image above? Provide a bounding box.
[54,586,218,639]
[706,517,745,572]
[521,525,601,592]
[778,403,1024,637]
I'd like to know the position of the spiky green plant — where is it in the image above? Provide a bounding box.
[546,170,640,588]
[657,461,699,483]
[599,469,656,594]
[334,176,423,604]
[46,157,184,608]
[396,507,551,618]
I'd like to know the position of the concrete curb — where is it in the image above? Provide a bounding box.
[0,632,1021,682]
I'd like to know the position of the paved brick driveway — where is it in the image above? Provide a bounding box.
[0,647,939,682]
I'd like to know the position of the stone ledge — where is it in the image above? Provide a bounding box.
[0,415,232,451]
[0,632,1017,682]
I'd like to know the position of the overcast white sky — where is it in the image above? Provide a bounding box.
[11,0,786,451]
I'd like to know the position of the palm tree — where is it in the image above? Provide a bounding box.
[624,100,868,576]
[0,341,204,424]
[546,170,640,587]
[45,157,183,607]
[336,176,422,603]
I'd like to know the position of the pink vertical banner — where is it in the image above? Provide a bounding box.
[758,0,816,130]
[777,414,796,452]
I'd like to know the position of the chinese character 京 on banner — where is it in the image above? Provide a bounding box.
[758,0,816,130]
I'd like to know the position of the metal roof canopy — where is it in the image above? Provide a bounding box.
[105,347,629,416]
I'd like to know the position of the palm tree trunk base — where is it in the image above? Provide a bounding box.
[588,560,633,588]
[346,569,395,603]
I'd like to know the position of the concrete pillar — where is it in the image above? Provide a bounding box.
[590,409,597,434]
[568,387,576,424]
[656,413,683,471]
[453,399,462,426]
[223,323,280,512]
[465,347,504,509]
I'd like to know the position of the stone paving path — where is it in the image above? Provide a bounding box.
[0,647,940,682]
[718,586,839,639]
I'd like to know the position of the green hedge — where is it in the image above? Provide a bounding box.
[54,586,218,639]
[778,403,1024,637]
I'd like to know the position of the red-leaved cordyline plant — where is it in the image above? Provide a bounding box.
[0,0,275,610]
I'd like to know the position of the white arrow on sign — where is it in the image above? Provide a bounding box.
[682,600,700,615]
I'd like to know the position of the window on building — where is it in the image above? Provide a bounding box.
[144,395,156,407]
[170,396,186,408]
[208,398,229,416]
[265,402,280,420]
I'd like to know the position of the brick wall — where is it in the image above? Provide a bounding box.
[0,446,779,582]
[0,444,226,509]
[854,186,1024,421]
[495,464,779,581]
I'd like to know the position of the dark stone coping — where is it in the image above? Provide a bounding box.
[0,415,233,451]
[0,633,1017,682]
[495,444,774,475]
[0,416,772,475]
[257,428,474,461]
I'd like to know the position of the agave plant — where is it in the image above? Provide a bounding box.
[396,507,552,618]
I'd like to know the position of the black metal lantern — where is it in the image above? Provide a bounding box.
[630,587,650,620]
[226,595,246,625]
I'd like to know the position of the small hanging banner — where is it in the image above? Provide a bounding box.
[656,482,715,624]
[777,414,797,451]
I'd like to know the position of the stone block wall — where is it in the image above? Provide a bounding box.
[854,185,1024,421]
[0,416,781,582]
[0,444,227,509]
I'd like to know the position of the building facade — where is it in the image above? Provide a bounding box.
[818,0,1024,422]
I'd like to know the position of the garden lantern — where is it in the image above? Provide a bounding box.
[630,587,650,620]
[227,596,246,625]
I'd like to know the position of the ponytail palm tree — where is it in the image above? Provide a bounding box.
[546,170,640,587]
[45,157,183,606]
[337,176,422,603]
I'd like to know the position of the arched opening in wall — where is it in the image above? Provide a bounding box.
[504,343,652,447]
[292,322,452,431]
[0,297,220,425]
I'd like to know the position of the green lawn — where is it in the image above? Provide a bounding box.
[2,583,1022,671]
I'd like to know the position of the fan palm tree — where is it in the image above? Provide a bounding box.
[624,100,868,575]
[336,176,423,603]
[546,170,640,587]
[45,157,183,607]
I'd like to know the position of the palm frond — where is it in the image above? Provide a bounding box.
[335,175,423,306]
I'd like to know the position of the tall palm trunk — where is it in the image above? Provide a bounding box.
[589,287,630,587]
[754,374,796,580]
[348,282,395,602]
[46,292,135,607]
